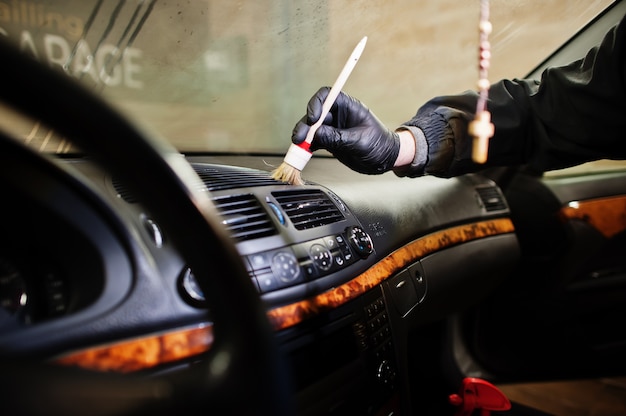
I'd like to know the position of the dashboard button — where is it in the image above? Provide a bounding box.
[271,251,301,284]
[299,260,319,279]
[255,271,279,293]
[248,252,271,270]
[334,253,345,267]
[323,236,338,250]
[310,243,332,272]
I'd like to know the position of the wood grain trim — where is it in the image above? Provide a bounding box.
[54,218,514,372]
[266,218,514,331]
[54,324,213,373]
[558,196,626,238]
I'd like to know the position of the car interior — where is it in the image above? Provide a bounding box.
[0,1,625,415]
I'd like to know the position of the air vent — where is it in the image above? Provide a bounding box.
[476,186,507,212]
[213,194,278,242]
[112,164,281,203]
[111,177,140,203]
[272,190,345,230]
[192,164,281,191]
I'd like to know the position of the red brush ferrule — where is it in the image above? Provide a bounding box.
[298,141,312,152]
[284,143,313,171]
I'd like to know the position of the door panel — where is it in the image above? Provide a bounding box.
[457,168,626,382]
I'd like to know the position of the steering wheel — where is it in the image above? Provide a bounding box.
[0,39,292,415]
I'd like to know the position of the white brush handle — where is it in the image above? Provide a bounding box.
[303,36,368,145]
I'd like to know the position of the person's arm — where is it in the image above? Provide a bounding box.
[292,16,626,178]
[398,15,626,178]
[393,129,418,167]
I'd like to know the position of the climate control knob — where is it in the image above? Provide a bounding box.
[309,244,333,271]
[271,251,300,283]
[346,226,373,258]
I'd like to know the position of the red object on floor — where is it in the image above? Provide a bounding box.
[449,377,512,416]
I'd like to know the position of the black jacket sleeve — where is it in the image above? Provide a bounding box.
[400,14,626,178]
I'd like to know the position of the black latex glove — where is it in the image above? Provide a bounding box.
[292,87,400,174]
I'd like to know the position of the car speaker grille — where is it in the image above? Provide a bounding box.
[272,189,345,230]
[476,186,507,212]
[192,163,281,191]
[213,193,278,242]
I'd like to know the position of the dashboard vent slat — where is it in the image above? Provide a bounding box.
[111,177,141,204]
[113,164,280,204]
[213,194,278,242]
[273,190,345,230]
[476,186,507,212]
[192,164,281,191]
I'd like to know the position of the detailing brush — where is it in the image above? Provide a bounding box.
[272,36,368,185]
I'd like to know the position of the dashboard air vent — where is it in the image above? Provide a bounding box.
[192,164,281,191]
[111,177,140,203]
[212,193,277,242]
[476,186,507,212]
[112,164,279,203]
[272,190,345,230]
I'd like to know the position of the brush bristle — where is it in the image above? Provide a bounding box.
[271,161,304,186]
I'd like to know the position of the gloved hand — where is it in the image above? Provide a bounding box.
[292,87,400,174]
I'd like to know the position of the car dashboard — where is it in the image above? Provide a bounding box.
[0,151,520,415]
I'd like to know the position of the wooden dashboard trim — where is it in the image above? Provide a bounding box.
[53,218,514,372]
[558,195,626,238]
[54,324,214,373]
[267,217,514,330]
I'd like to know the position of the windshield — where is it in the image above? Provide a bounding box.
[0,0,614,154]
